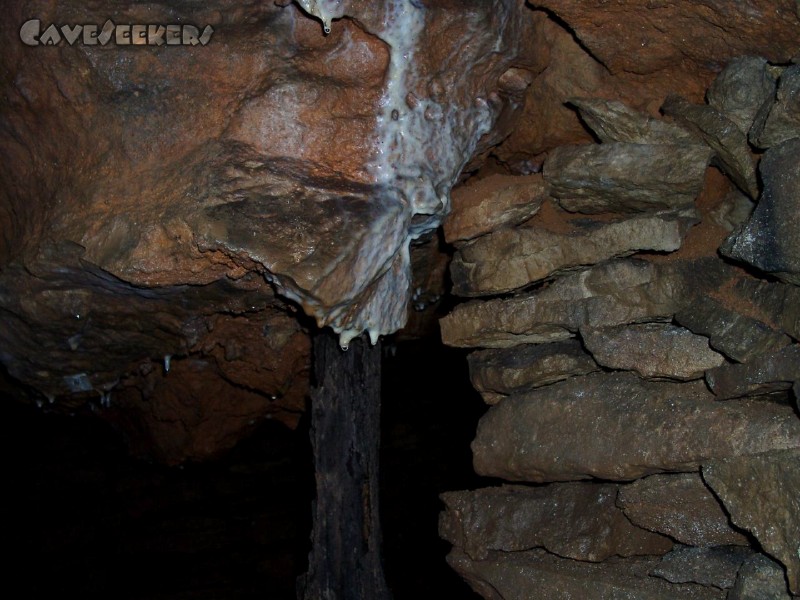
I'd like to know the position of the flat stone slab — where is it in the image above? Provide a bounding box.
[662,94,759,198]
[722,138,800,285]
[581,323,725,381]
[706,56,775,136]
[732,276,800,341]
[617,473,749,547]
[441,259,687,349]
[544,142,711,213]
[447,549,726,600]
[568,97,697,144]
[650,545,754,590]
[675,295,790,363]
[703,449,800,595]
[443,174,549,244]
[440,483,673,562]
[451,209,696,296]
[705,344,800,399]
[750,65,800,149]
[472,372,800,482]
[467,340,599,404]
[728,554,795,600]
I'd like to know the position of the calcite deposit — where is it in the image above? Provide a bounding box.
[0,0,535,461]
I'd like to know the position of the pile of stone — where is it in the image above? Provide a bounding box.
[439,56,800,599]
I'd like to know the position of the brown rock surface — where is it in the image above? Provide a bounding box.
[441,258,726,349]
[451,209,697,296]
[467,340,598,404]
[443,174,548,244]
[675,296,790,363]
[706,56,776,137]
[568,97,696,145]
[750,65,800,149]
[728,554,796,600]
[440,483,672,562]
[494,3,799,167]
[544,143,711,214]
[0,0,535,458]
[447,549,726,600]
[703,449,800,595]
[722,138,800,285]
[581,323,725,381]
[661,95,759,199]
[705,345,800,400]
[528,1,800,78]
[472,372,800,482]
[731,277,800,341]
[617,473,749,547]
[650,545,754,590]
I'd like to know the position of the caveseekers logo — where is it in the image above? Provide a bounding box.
[20,19,214,46]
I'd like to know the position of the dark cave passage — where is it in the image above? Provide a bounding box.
[2,335,485,599]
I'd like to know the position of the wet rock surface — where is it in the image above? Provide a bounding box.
[2,0,800,597]
[0,0,534,460]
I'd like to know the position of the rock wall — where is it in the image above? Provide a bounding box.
[440,54,800,598]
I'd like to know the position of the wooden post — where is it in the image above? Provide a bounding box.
[297,331,391,600]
